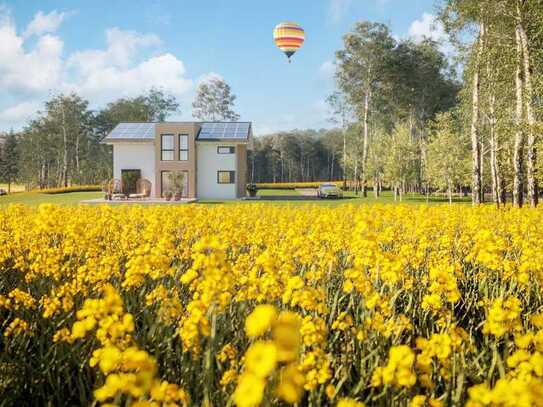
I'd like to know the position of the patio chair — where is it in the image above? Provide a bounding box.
[108,178,127,200]
[129,178,152,200]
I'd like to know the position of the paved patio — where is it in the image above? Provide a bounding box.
[81,198,198,205]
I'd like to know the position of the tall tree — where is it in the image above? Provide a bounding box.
[327,91,353,186]
[440,0,543,206]
[42,94,92,187]
[470,20,485,204]
[426,111,470,203]
[0,132,19,193]
[336,22,396,196]
[383,122,418,201]
[94,88,179,137]
[192,77,240,121]
[516,0,541,207]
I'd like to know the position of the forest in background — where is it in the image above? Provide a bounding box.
[1,0,543,207]
[326,0,543,205]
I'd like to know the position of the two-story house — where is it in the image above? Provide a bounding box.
[103,122,251,200]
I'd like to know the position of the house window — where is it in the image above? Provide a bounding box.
[217,146,235,154]
[161,134,174,161]
[217,171,235,184]
[179,134,189,161]
[161,170,188,197]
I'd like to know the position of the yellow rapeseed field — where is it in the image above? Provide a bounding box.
[1,203,543,406]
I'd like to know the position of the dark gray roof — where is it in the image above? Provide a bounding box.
[197,122,251,141]
[103,123,155,141]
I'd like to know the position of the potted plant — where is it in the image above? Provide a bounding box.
[246,183,258,198]
[164,191,173,201]
[168,172,186,201]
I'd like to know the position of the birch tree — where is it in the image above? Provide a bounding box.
[336,22,395,196]
[192,77,240,121]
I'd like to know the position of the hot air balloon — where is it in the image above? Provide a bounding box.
[273,22,305,63]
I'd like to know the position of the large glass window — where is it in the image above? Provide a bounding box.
[161,171,188,197]
[217,171,235,184]
[161,134,174,161]
[179,134,188,161]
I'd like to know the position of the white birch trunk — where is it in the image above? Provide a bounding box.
[513,22,525,207]
[470,21,484,205]
[362,88,370,198]
[518,22,538,207]
[60,102,69,188]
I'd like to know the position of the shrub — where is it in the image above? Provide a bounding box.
[40,185,102,194]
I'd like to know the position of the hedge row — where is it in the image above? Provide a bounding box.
[40,185,102,194]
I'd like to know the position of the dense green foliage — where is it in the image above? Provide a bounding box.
[1,89,179,190]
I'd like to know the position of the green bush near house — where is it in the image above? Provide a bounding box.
[41,185,103,194]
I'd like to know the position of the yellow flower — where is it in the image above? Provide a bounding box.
[337,398,366,407]
[325,384,336,399]
[374,345,416,388]
[276,363,305,404]
[410,395,427,407]
[273,311,302,362]
[233,373,266,407]
[98,346,122,373]
[244,341,277,378]
[4,318,30,337]
[483,296,522,337]
[245,304,277,337]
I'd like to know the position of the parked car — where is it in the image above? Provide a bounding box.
[0,189,6,196]
[317,183,343,199]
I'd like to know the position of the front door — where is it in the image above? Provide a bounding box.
[121,169,141,195]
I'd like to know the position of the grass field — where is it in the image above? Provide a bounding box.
[0,189,471,207]
[0,183,25,193]
[0,191,103,206]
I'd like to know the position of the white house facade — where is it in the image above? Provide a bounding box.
[103,122,251,200]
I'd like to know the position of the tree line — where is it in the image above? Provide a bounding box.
[441,0,543,206]
[327,0,543,205]
[0,77,239,192]
[330,21,461,200]
[249,28,462,189]
[249,129,345,183]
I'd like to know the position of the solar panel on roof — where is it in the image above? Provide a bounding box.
[198,122,250,140]
[106,123,156,140]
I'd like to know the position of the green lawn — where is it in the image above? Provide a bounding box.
[257,189,300,196]
[0,189,472,207]
[0,191,103,207]
[199,189,472,206]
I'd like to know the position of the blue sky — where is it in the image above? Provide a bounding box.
[0,0,446,135]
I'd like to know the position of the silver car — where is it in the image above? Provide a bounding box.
[317,183,343,199]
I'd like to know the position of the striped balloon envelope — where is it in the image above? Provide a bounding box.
[273,22,305,63]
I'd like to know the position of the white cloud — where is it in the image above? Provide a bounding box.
[0,7,197,129]
[408,13,454,57]
[328,0,352,23]
[0,12,63,94]
[319,60,336,79]
[68,27,161,74]
[69,53,192,103]
[0,101,39,127]
[408,13,446,42]
[23,10,68,38]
